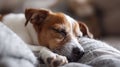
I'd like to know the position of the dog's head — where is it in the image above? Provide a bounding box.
[25,8,93,62]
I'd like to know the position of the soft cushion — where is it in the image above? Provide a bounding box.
[0,22,37,67]
[78,37,120,67]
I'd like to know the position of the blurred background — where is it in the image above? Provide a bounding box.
[0,0,120,49]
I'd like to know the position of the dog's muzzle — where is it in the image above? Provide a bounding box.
[52,40,84,62]
[68,47,84,62]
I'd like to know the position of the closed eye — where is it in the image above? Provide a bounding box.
[51,27,67,37]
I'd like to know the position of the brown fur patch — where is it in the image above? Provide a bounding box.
[78,21,93,38]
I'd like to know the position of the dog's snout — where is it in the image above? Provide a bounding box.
[72,47,84,56]
[71,47,84,62]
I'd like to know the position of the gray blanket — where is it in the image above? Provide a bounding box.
[61,37,120,67]
[0,22,37,67]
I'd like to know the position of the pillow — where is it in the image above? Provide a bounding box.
[0,22,37,67]
[78,37,120,67]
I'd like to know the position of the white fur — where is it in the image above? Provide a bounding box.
[64,14,75,33]
[64,14,84,52]
[28,44,57,62]
[64,14,83,36]
[26,22,39,45]
[3,14,40,45]
[3,14,33,44]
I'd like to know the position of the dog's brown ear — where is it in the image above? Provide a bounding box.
[0,14,3,21]
[78,21,93,38]
[25,8,49,26]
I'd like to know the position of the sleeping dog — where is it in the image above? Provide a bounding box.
[1,8,93,67]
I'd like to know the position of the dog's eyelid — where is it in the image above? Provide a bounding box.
[51,27,67,36]
[50,27,58,32]
[60,29,67,36]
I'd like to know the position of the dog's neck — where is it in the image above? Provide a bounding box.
[26,22,39,45]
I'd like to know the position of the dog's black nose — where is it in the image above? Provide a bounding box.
[71,47,84,62]
[72,47,84,56]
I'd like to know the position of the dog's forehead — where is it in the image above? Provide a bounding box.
[44,13,69,28]
[47,13,76,23]
[64,14,76,24]
[44,13,81,33]
[47,13,77,26]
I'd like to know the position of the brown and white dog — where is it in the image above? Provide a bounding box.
[1,8,93,67]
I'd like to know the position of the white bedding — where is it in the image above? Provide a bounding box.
[0,22,37,67]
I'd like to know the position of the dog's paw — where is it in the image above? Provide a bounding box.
[46,54,68,67]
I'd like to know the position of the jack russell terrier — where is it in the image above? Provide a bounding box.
[1,8,93,67]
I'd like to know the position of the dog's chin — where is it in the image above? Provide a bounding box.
[52,48,84,62]
[53,50,83,62]
[51,41,84,62]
